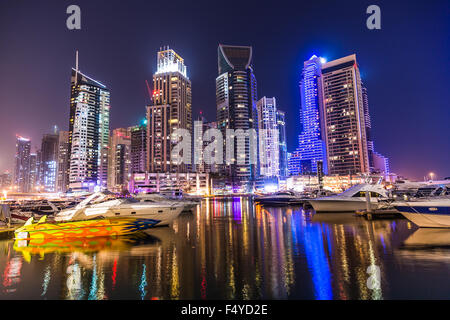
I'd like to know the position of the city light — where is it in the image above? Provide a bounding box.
[264,183,278,194]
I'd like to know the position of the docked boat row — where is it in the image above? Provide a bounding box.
[307,184,390,212]
[0,191,199,240]
[256,181,450,228]
[254,189,334,206]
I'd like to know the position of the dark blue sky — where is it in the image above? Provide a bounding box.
[0,0,449,179]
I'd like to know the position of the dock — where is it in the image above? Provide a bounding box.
[355,209,403,220]
[0,225,18,240]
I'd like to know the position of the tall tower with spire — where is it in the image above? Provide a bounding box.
[68,51,110,191]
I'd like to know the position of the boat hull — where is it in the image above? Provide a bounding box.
[143,207,184,226]
[14,217,160,240]
[394,205,450,228]
[255,197,304,206]
[256,201,303,206]
[60,204,184,227]
[308,199,380,212]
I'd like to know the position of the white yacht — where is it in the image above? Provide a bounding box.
[55,192,184,226]
[393,197,450,228]
[393,184,450,228]
[135,193,199,212]
[307,184,390,212]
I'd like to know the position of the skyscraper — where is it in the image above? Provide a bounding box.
[131,123,147,174]
[29,153,39,192]
[292,55,328,175]
[276,110,288,178]
[361,85,390,174]
[257,97,279,178]
[40,133,58,192]
[108,127,132,192]
[147,104,170,173]
[68,60,110,192]
[320,54,370,175]
[362,86,374,170]
[193,114,218,174]
[149,46,192,173]
[14,136,31,193]
[216,44,258,190]
[56,131,70,193]
[0,171,12,190]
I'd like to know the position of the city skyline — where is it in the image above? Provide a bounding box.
[0,0,449,180]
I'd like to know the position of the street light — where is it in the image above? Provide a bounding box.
[429,172,435,181]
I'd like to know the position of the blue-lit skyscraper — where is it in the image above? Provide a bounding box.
[289,55,327,175]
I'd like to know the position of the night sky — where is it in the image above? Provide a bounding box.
[0,0,448,180]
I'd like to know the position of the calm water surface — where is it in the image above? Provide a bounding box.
[0,197,449,300]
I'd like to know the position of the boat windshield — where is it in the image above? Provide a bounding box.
[119,198,141,204]
[339,184,386,198]
[351,191,384,198]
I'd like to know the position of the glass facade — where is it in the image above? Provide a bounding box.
[289,55,327,176]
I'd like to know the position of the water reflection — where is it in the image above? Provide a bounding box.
[0,197,449,299]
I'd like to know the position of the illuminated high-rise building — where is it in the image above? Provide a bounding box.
[147,104,170,173]
[0,171,12,190]
[193,114,218,174]
[150,46,192,173]
[291,55,328,175]
[35,149,42,188]
[108,128,132,192]
[29,153,39,192]
[40,133,59,192]
[320,54,370,175]
[56,131,70,193]
[361,86,390,174]
[14,136,31,193]
[216,44,258,190]
[257,97,279,178]
[131,123,147,174]
[276,110,288,178]
[68,58,110,192]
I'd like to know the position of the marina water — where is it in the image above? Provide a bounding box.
[0,197,449,299]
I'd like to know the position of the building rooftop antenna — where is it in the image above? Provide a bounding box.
[75,50,79,85]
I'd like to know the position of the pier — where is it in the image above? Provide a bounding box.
[0,225,17,240]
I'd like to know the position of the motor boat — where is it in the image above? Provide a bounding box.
[254,191,304,206]
[54,192,184,226]
[135,193,199,212]
[307,183,390,212]
[392,185,450,228]
[15,215,160,240]
[9,200,61,224]
[393,197,450,228]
